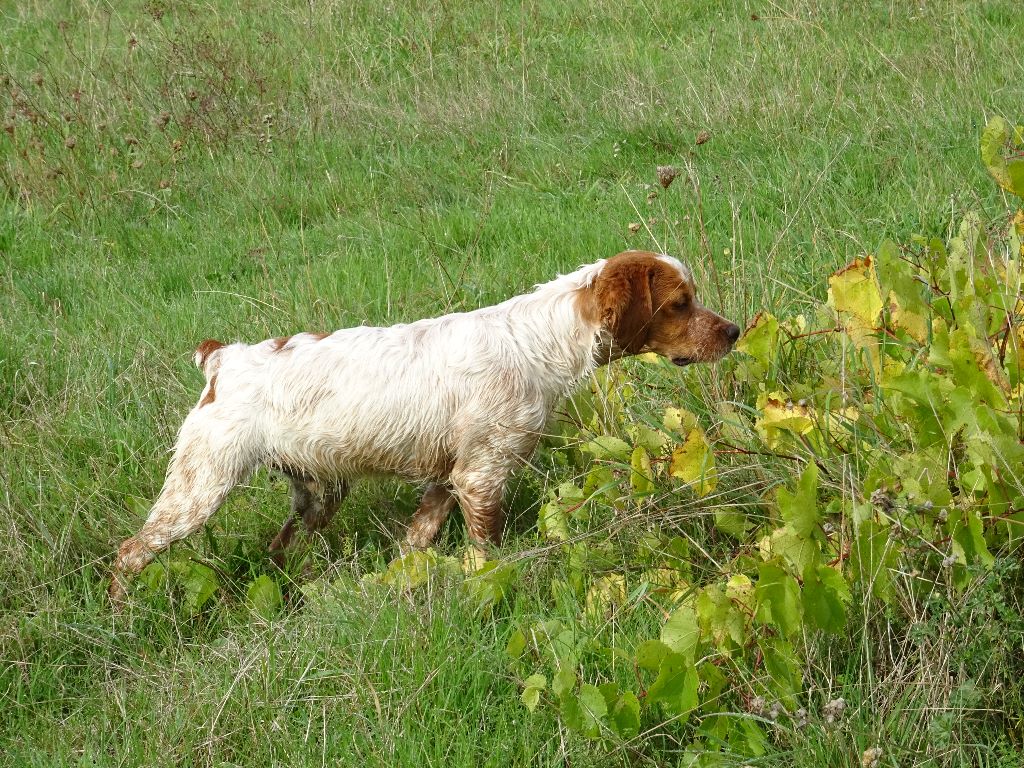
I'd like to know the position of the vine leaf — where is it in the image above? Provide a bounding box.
[755,563,802,638]
[777,463,820,538]
[661,605,700,657]
[669,426,718,496]
[801,564,851,634]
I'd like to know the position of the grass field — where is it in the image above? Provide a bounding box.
[3,0,1024,765]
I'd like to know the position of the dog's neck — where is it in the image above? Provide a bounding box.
[496,262,630,399]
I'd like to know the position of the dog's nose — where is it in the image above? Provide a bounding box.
[724,323,741,344]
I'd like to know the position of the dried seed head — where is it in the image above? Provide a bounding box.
[823,697,846,724]
[695,129,711,145]
[155,110,171,129]
[31,72,44,87]
[656,165,678,189]
[64,135,77,149]
[628,222,641,234]
[861,747,883,768]
[131,159,143,169]
[158,179,170,189]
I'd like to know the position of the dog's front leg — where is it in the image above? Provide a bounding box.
[450,461,509,551]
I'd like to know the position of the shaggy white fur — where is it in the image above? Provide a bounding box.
[111,251,736,599]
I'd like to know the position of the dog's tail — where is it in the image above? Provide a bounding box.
[193,339,225,378]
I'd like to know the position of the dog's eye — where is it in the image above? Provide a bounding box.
[674,299,690,312]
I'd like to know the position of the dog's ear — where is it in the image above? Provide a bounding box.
[596,259,655,354]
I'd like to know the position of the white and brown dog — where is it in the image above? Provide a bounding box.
[111,250,739,599]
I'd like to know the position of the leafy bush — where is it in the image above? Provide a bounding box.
[498,117,1024,762]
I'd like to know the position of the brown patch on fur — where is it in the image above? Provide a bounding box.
[591,251,739,363]
[194,338,225,369]
[270,336,292,352]
[199,374,217,407]
[309,332,331,341]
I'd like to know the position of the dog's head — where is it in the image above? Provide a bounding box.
[584,250,739,365]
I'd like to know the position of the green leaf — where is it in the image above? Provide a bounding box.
[631,424,669,453]
[582,464,617,504]
[980,116,1024,197]
[521,674,547,713]
[777,463,820,538]
[374,549,460,589]
[758,637,801,702]
[584,435,633,462]
[762,524,820,574]
[981,117,1011,188]
[182,561,219,613]
[754,563,802,638]
[735,311,780,368]
[462,561,516,613]
[715,506,751,539]
[538,499,570,542]
[669,426,718,497]
[505,629,527,658]
[563,684,608,738]
[611,691,641,739]
[851,519,898,603]
[138,561,167,592]
[696,584,745,652]
[636,639,671,671]
[661,605,700,657]
[801,564,851,634]
[246,574,282,620]
[646,652,699,717]
[735,719,768,757]
[950,509,995,568]
[552,665,576,698]
[630,444,655,495]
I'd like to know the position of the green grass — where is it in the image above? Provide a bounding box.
[2,0,1023,765]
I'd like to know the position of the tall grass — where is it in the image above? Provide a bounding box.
[2,0,1023,764]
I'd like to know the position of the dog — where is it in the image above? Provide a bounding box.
[110,250,739,600]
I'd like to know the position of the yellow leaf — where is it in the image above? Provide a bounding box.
[828,256,883,329]
[725,573,754,611]
[669,426,717,497]
[888,291,928,344]
[585,574,627,618]
[638,352,661,363]
[755,392,815,449]
[630,445,655,495]
[735,311,780,367]
[461,546,487,574]
[663,406,697,435]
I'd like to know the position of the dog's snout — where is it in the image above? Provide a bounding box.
[724,323,740,344]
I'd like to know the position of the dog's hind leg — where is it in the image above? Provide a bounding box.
[269,476,349,564]
[110,414,253,603]
[405,484,457,550]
